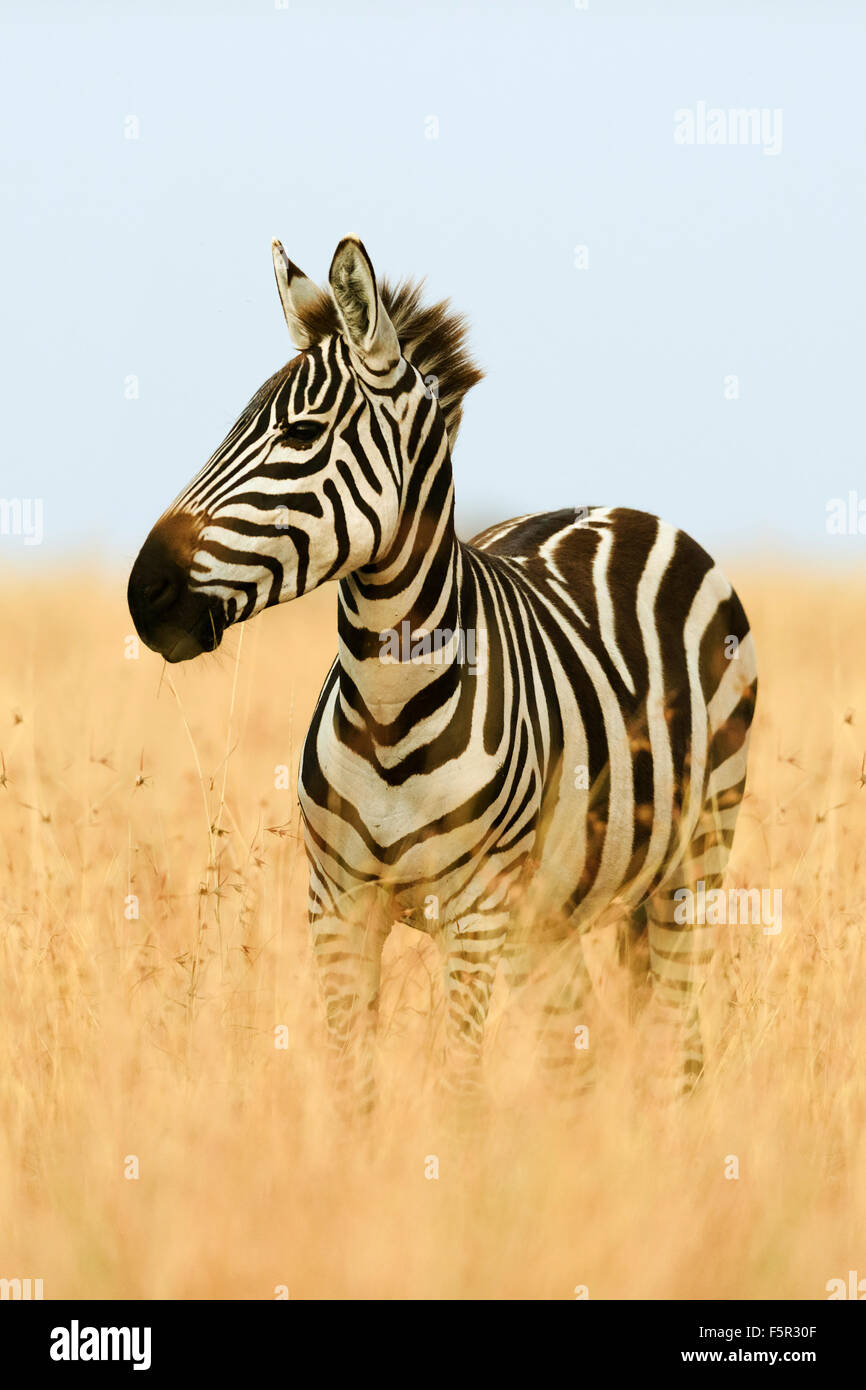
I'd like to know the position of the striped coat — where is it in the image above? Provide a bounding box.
[128,235,757,1111]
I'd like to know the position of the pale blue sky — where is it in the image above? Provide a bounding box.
[1,0,864,567]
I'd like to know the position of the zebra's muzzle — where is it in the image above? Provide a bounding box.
[127,519,224,663]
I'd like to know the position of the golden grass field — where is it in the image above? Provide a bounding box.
[0,562,864,1300]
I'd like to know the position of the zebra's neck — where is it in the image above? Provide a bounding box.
[335,414,469,739]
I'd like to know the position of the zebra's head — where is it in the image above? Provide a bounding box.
[128,235,480,662]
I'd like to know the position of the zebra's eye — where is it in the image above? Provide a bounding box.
[280,419,326,445]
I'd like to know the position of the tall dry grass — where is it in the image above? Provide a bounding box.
[0,564,864,1299]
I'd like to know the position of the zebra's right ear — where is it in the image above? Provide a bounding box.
[271,239,320,349]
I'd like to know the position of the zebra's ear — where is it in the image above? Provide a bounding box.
[272,239,320,349]
[328,236,400,373]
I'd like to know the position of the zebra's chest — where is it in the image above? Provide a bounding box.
[297,679,540,891]
[300,720,497,863]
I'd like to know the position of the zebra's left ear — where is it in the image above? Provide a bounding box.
[328,236,400,374]
[272,239,320,349]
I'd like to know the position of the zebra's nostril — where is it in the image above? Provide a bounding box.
[143,576,181,615]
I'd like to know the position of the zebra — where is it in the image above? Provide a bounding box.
[128,234,758,1113]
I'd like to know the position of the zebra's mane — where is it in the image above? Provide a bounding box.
[294,277,483,446]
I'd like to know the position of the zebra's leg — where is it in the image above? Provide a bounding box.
[617,903,651,1022]
[641,792,741,1099]
[504,931,597,1104]
[310,890,392,1118]
[532,935,597,1101]
[439,911,507,1110]
[641,887,715,1099]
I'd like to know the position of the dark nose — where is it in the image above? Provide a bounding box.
[140,571,183,618]
[128,523,187,634]
[128,516,223,662]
